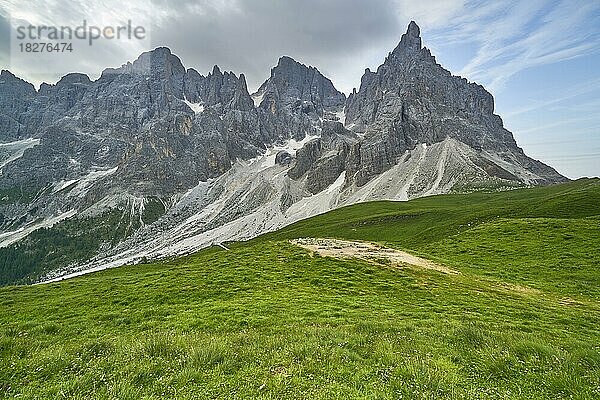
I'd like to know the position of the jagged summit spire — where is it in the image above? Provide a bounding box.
[406,21,420,38]
[394,20,422,54]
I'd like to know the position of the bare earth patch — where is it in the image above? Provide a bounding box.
[291,238,459,275]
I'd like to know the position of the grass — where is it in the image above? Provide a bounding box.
[0,178,599,399]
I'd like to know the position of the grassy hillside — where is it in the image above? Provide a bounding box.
[1,179,599,399]
[265,178,600,299]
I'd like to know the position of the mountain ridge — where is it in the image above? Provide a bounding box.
[0,21,568,284]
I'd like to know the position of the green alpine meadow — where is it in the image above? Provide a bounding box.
[1,4,599,398]
[1,178,599,399]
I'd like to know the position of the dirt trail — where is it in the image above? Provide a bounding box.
[291,238,459,275]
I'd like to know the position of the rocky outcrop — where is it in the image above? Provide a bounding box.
[275,151,293,166]
[0,70,37,140]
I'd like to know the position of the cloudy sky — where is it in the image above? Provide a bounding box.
[0,0,598,178]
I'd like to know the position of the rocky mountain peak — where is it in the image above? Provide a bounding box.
[406,21,421,38]
[1,69,18,81]
[210,64,222,76]
[393,20,423,55]
[100,47,186,78]
[238,73,249,92]
[277,55,300,68]
[0,70,36,94]
[131,47,186,76]
[55,73,92,87]
[37,73,91,105]
[343,19,549,184]
[269,56,316,84]
[255,55,345,117]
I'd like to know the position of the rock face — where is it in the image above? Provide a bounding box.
[255,56,346,117]
[275,151,294,166]
[0,70,37,140]
[341,21,563,187]
[252,56,346,142]
[0,21,567,284]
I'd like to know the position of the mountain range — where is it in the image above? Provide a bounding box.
[0,21,567,284]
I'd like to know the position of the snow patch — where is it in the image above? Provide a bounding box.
[252,133,320,169]
[278,134,319,157]
[50,166,118,197]
[183,98,204,114]
[251,91,265,107]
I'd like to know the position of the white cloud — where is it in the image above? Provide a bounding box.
[426,0,600,92]
[503,78,600,117]
[395,0,466,28]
